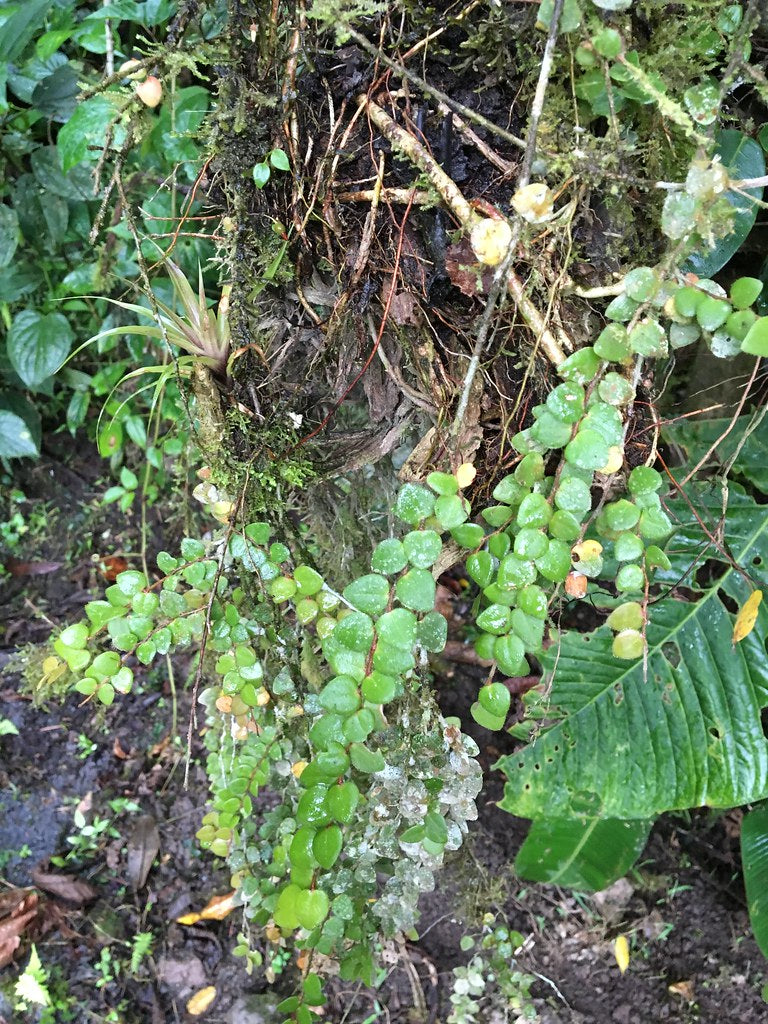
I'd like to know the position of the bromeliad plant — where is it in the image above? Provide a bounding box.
[89,260,232,380]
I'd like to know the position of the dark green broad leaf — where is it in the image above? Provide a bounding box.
[0,263,43,302]
[741,802,768,957]
[0,206,19,269]
[0,393,41,458]
[685,130,765,277]
[32,63,79,121]
[664,414,768,494]
[0,409,38,458]
[0,0,52,62]
[498,480,768,820]
[515,817,652,890]
[58,95,119,172]
[8,310,73,388]
[30,146,93,201]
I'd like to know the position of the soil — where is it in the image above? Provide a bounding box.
[2,449,768,1024]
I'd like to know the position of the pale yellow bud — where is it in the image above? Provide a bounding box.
[470,217,513,266]
[136,76,162,108]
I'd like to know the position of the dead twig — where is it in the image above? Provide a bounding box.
[347,26,526,151]
[357,95,475,227]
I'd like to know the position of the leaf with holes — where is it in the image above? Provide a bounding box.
[497,480,768,820]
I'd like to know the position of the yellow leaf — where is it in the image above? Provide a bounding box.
[733,589,762,644]
[186,986,217,1016]
[42,656,61,675]
[599,445,624,475]
[176,911,201,925]
[614,934,630,974]
[455,463,476,489]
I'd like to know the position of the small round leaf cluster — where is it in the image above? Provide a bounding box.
[600,265,766,360]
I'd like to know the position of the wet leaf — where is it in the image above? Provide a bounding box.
[186,986,217,1016]
[126,814,160,891]
[30,868,96,904]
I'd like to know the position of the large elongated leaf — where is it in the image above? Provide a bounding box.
[497,484,768,820]
[515,817,651,890]
[664,414,768,493]
[742,803,768,956]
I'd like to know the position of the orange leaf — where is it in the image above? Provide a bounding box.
[177,891,238,926]
[186,986,217,1016]
[199,891,238,921]
[565,572,587,598]
[733,590,762,644]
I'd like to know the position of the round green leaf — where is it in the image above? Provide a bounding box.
[741,317,768,356]
[594,324,631,362]
[349,743,385,774]
[8,309,73,388]
[426,471,459,495]
[516,493,552,529]
[326,782,360,823]
[479,682,511,718]
[470,702,506,731]
[60,622,89,649]
[270,148,290,171]
[376,607,417,649]
[434,494,470,530]
[394,483,435,525]
[313,825,343,869]
[564,429,610,470]
[476,603,512,635]
[295,888,329,930]
[318,676,360,714]
[416,611,448,652]
[361,671,398,704]
[696,295,731,332]
[730,277,763,310]
[403,529,442,568]
[494,634,527,676]
[395,568,436,612]
[450,523,486,547]
[371,538,407,575]
[466,550,494,587]
[343,573,390,615]
[334,611,374,652]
